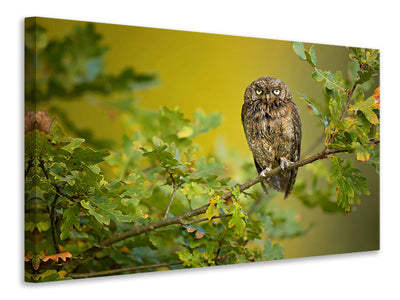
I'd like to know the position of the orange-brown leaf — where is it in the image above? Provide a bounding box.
[186,227,196,233]
[120,246,131,254]
[372,87,380,109]
[41,251,72,263]
[195,231,205,239]
[224,197,233,205]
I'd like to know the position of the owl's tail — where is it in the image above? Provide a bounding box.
[283,168,298,200]
[260,181,269,197]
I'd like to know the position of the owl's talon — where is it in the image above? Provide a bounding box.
[280,158,293,170]
[260,167,271,177]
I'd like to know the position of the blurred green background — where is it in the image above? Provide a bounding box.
[34,17,379,259]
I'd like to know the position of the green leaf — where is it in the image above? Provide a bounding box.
[142,144,179,168]
[312,70,324,82]
[180,182,209,200]
[366,148,380,174]
[353,143,371,162]
[359,98,379,125]
[152,136,164,147]
[62,138,85,153]
[60,205,80,240]
[122,172,153,206]
[69,148,110,166]
[205,197,220,220]
[291,41,306,60]
[48,168,77,186]
[304,45,317,67]
[269,206,308,238]
[104,177,124,193]
[314,69,345,90]
[227,201,247,234]
[297,93,328,127]
[81,196,133,225]
[189,157,225,181]
[158,106,192,143]
[349,48,380,85]
[348,92,379,126]
[176,126,193,139]
[192,109,222,137]
[330,156,370,212]
[260,239,284,261]
[308,45,317,66]
[293,162,345,213]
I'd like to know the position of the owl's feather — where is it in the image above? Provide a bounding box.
[241,76,302,199]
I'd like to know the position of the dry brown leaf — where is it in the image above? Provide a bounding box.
[41,251,72,263]
[24,110,56,134]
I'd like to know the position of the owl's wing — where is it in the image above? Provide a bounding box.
[283,107,302,199]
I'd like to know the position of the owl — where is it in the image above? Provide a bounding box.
[241,76,302,199]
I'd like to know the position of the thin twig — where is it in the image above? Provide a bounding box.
[39,159,64,253]
[38,159,49,180]
[49,194,61,253]
[163,171,183,219]
[164,185,179,219]
[327,82,358,146]
[69,261,182,279]
[214,239,223,264]
[141,164,157,173]
[25,158,34,178]
[340,83,358,121]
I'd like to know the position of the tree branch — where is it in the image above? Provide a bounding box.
[64,147,346,273]
[69,261,182,279]
[178,213,233,226]
[49,193,61,253]
[38,159,50,180]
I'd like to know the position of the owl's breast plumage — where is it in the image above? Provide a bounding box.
[242,100,298,168]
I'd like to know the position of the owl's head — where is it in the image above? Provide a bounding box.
[244,76,292,104]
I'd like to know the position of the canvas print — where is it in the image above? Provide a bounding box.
[24,17,380,282]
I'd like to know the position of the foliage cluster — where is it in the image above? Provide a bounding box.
[292,42,379,212]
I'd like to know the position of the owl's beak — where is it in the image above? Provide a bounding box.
[265,94,270,102]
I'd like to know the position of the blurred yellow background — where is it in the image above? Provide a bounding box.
[35,17,379,259]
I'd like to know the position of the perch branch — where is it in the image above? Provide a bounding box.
[178,213,233,226]
[64,146,347,273]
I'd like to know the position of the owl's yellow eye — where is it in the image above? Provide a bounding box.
[273,89,281,95]
[255,89,263,95]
